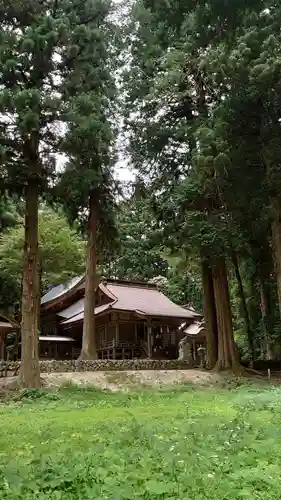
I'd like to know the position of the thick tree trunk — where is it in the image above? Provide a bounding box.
[20,180,41,388]
[231,251,254,365]
[79,193,98,360]
[201,258,218,369]
[271,198,281,320]
[212,257,241,372]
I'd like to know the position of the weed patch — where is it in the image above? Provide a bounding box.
[0,386,280,499]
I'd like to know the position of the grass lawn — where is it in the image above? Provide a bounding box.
[0,381,281,499]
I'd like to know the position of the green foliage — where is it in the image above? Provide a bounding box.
[125,0,246,261]
[155,250,203,310]
[0,0,119,213]
[0,206,85,308]
[19,388,50,400]
[0,0,66,191]
[55,0,120,258]
[1,385,281,498]
[103,191,203,310]
[124,0,281,359]
[164,269,203,312]
[0,197,19,231]
[105,194,169,281]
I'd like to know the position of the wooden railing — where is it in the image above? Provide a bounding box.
[97,340,142,350]
[96,339,148,359]
[96,339,117,350]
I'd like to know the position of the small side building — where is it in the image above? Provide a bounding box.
[180,320,206,364]
[0,313,20,361]
[41,278,202,360]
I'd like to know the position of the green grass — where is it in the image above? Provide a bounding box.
[1,382,281,499]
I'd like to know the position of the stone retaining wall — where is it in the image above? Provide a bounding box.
[1,359,194,374]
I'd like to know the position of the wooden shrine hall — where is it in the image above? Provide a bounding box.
[40,277,202,360]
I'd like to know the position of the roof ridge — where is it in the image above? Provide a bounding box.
[104,279,157,289]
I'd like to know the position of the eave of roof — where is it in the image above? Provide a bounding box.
[39,336,74,342]
[62,303,114,325]
[57,298,85,319]
[0,313,20,333]
[0,321,13,332]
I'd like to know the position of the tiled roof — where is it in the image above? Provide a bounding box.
[62,303,111,325]
[106,282,198,318]
[58,298,84,319]
[61,280,200,325]
[41,276,84,305]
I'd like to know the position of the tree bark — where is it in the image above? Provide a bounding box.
[201,258,218,369]
[37,252,42,335]
[20,180,41,388]
[212,256,242,372]
[271,197,281,321]
[260,279,274,360]
[231,251,254,365]
[79,193,98,360]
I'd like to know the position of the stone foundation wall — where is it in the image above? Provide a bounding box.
[1,359,194,374]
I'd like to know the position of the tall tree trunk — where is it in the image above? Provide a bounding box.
[271,198,281,320]
[79,193,98,360]
[213,256,241,372]
[260,279,274,360]
[37,252,42,335]
[231,251,254,365]
[201,258,218,369]
[20,180,41,388]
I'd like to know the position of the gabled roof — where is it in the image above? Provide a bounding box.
[61,279,201,325]
[183,321,205,337]
[41,276,85,308]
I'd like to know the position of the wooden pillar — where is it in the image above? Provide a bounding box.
[104,324,107,346]
[163,325,166,346]
[15,329,19,361]
[0,333,4,360]
[147,322,152,358]
[134,323,138,342]
[116,322,119,345]
[112,337,116,360]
